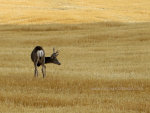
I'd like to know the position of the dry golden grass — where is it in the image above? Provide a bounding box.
[0,0,150,24]
[0,22,150,113]
[0,1,150,112]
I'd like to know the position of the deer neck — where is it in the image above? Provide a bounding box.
[45,57,53,64]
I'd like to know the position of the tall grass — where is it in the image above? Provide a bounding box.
[0,22,150,112]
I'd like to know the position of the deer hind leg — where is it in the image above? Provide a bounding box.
[42,64,46,78]
[34,63,38,77]
[34,57,39,77]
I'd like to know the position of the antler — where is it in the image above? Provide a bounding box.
[56,50,59,56]
[52,47,59,56]
[53,48,55,53]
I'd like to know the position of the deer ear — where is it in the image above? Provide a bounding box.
[51,54,54,59]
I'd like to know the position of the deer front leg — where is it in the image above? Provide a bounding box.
[42,64,46,78]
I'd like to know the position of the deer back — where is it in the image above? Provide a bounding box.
[31,46,45,66]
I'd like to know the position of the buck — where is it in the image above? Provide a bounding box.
[31,46,61,78]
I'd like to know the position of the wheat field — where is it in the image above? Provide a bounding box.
[0,0,150,24]
[0,0,150,113]
[0,22,150,113]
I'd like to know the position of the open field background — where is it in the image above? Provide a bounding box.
[0,22,150,113]
[0,0,150,113]
[0,0,150,24]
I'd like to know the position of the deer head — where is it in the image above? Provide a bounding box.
[50,48,61,65]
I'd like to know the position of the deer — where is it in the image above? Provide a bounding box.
[31,46,61,78]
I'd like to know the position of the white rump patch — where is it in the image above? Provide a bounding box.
[37,50,44,58]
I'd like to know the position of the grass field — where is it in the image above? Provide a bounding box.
[0,0,150,24]
[0,22,150,113]
[0,0,150,113]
